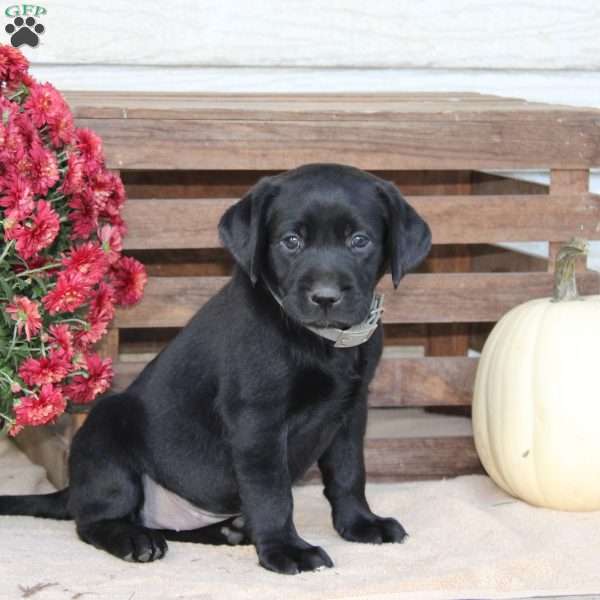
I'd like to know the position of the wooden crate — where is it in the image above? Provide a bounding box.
[18,92,600,486]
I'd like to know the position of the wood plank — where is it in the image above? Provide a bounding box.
[366,408,472,438]
[95,328,119,361]
[427,192,600,243]
[113,361,142,390]
[426,324,471,357]
[66,92,598,120]
[113,271,600,328]
[426,245,472,357]
[77,115,600,170]
[122,198,226,249]
[303,436,482,483]
[549,170,590,272]
[120,193,600,250]
[115,276,226,328]
[74,99,561,120]
[372,357,476,407]
[364,435,482,481]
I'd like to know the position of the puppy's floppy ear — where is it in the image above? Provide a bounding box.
[218,177,279,285]
[376,180,432,289]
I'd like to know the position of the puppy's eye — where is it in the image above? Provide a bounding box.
[281,233,303,252]
[349,233,371,250]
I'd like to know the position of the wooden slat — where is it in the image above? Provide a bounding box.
[114,272,600,328]
[425,245,472,357]
[120,193,600,250]
[371,356,477,407]
[115,276,226,328]
[303,436,482,482]
[426,323,471,357]
[78,114,600,170]
[113,361,142,390]
[95,327,119,361]
[123,198,226,249]
[65,91,595,120]
[549,170,590,272]
[365,436,482,480]
[113,356,477,407]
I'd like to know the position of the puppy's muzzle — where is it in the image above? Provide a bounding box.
[308,285,343,310]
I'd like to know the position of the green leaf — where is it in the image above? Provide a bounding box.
[0,277,13,302]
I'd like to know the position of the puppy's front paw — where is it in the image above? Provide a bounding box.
[258,541,334,575]
[338,516,408,544]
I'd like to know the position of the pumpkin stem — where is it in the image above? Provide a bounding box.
[552,238,588,302]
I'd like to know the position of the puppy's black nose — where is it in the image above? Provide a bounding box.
[309,286,342,309]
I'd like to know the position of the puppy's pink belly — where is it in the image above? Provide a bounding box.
[140,475,238,531]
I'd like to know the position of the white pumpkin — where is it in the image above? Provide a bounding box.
[472,239,600,511]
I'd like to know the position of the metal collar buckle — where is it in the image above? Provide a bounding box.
[263,281,384,348]
[306,293,384,348]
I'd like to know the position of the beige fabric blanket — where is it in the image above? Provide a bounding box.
[1,434,599,600]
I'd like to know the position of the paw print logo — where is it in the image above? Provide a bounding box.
[5,16,45,48]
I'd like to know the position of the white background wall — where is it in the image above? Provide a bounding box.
[7,0,600,266]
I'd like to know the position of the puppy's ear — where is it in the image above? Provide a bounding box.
[218,177,278,285]
[377,180,432,289]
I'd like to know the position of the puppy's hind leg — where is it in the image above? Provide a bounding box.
[78,519,168,562]
[71,458,168,562]
[70,457,168,562]
[68,401,168,563]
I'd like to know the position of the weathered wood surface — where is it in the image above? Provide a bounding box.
[549,170,591,272]
[425,245,472,357]
[364,435,482,480]
[114,356,477,407]
[65,92,595,119]
[50,94,600,484]
[121,193,600,250]
[304,436,482,482]
[114,272,600,328]
[64,93,600,170]
[79,118,600,171]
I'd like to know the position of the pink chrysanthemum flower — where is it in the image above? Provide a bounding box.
[5,296,42,341]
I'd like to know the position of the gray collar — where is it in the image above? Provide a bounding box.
[264,283,384,348]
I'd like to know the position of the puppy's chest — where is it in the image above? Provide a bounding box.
[290,357,363,414]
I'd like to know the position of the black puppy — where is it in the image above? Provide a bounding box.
[0,163,431,574]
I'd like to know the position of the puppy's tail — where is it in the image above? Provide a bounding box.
[0,488,72,520]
